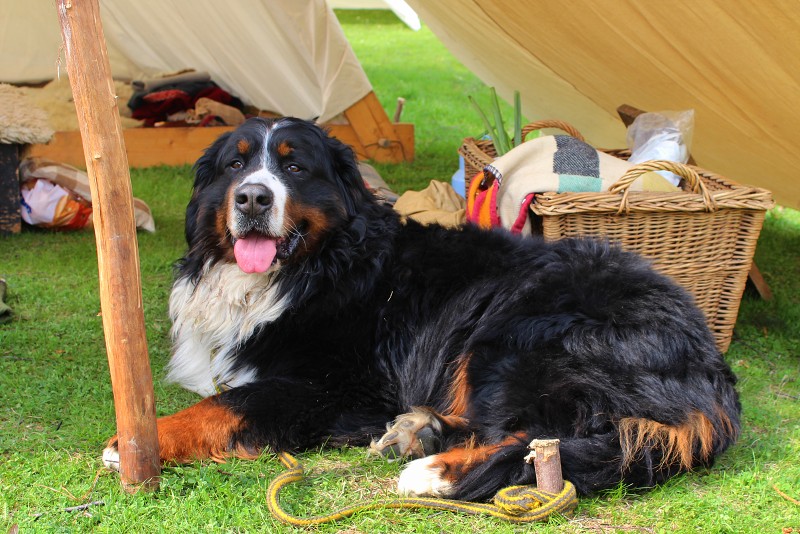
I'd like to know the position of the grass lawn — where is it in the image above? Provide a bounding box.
[2,9,799,533]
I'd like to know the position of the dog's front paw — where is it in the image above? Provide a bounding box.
[397,455,453,497]
[102,437,120,471]
[369,408,442,461]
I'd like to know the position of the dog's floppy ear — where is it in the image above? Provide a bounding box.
[184,132,232,246]
[192,131,232,191]
[324,133,374,216]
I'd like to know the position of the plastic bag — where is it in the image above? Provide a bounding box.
[20,179,92,230]
[19,157,156,232]
[627,110,694,186]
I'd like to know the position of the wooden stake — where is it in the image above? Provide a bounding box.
[392,97,406,123]
[56,0,160,491]
[526,439,564,494]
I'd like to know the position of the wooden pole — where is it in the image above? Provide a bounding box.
[55,0,160,491]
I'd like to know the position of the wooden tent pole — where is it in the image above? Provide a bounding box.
[56,0,160,491]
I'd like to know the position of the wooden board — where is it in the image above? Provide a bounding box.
[24,122,414,169]
[344,92,405,162]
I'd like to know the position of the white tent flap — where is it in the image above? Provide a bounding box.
[1,0,372,123]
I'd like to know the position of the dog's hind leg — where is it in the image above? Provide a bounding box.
[396,433,533,499]
[396,415,737,501]
[395,431,623,501]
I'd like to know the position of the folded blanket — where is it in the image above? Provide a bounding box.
[129,81,244,126]
[0,83,54,144]
[470,135,677,235]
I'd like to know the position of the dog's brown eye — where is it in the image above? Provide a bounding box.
[230,161,243,170]
[286,164,301,173]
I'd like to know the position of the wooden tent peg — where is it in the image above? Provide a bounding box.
[525,438,565,494]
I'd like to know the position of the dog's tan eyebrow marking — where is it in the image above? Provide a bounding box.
[237,139,250,155]
[277,141,293,157]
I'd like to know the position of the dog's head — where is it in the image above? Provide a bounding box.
[184,117,373,273]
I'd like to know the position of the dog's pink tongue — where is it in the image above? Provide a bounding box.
[233,236,277,273]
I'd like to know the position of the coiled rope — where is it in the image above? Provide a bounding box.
[267,451,578,526]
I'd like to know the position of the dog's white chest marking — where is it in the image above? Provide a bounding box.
[166,262,288,396]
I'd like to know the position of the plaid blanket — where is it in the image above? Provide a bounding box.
[470,135,676,235]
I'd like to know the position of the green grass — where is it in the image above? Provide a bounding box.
[2,9,799,533]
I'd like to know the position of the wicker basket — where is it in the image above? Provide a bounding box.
[459,127,775,353]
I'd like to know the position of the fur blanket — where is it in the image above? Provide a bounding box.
[0,83,54,144]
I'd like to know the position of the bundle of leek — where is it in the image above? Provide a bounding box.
[468,88,524,156]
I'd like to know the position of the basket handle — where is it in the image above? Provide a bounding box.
[520,120,585,142]
[608,160,717,214]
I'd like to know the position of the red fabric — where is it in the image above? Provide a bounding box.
[510,193,535,234]
[194,86,236,106]
[131,86,240,126]
[132,90,193,125]
[142,89,190,103]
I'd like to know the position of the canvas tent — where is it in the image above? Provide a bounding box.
[3,1,796,206]
[1,0,412,165]
[404,0,799,209]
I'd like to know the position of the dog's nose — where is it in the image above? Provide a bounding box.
[234,183,273,217]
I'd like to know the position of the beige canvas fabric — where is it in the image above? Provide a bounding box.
[5,1,796,207]
[408,0,799,209]
[1,0,372,123]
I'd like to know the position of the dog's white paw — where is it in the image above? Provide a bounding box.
[397,455,453,497]
[102,444,120,472]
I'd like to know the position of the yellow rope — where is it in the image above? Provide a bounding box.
[267,451,578,526]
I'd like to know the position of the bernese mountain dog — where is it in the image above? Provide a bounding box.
[103,117,740,500]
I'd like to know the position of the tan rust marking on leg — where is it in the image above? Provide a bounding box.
[411,406,470,433]
[445,354,472,418]
[618,410,722,471]
[437,413,471,431]
[430,433,526,484]
[154,397,251,464]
